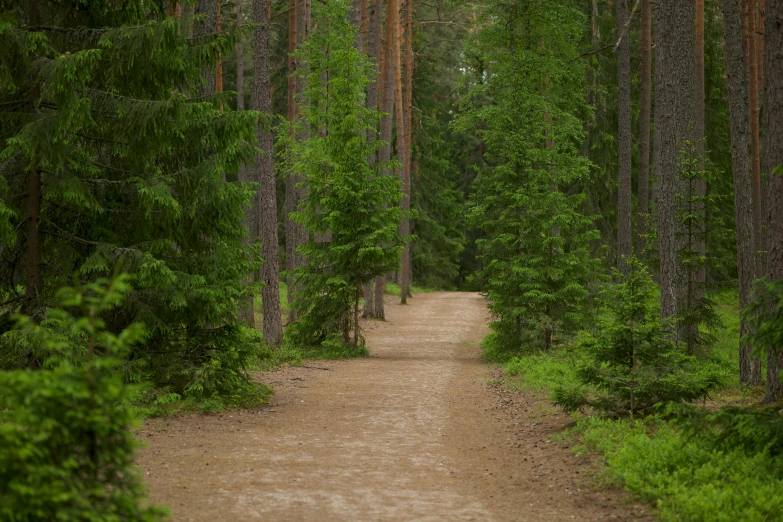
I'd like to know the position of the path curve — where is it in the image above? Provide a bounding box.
[137,292,651,521]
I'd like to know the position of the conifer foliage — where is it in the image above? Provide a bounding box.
[457,0,599,355]
[553,256,720,417]
[0,277,167,520]
[285,0,407,349]
[0,2,263,402]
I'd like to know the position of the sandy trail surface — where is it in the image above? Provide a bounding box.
[137,292,651,521]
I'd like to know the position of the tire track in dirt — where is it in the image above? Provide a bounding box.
[137,292,651,521]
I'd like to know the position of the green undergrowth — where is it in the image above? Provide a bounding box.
[489,290,781,521]
[385,282,437,296]
[567,415,783,521]
[134,380,274,417]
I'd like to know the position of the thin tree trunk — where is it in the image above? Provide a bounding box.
[237,0,254,329]
[216,0,223,96]
[285,0,306,323]
[394,0,409,304]
[363,0,383,318]
[723,0,762,386]
[762,0,783,403]
[195,0,218,96]
[25,0,42,318]
[654,0,696,331]
[758,0,765,90]
[637,0,652,256]
[747,0,764,272]
[252,0,284,347]
[375,0,396,319]
[695,0,707,290]
[616,0,632,274]
[236,0,244,111]
[403,0,414,298]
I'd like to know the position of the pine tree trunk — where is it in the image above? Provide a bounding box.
[723,0,762,386]
[236,0,244,111]
[195,0,218,96]
[394,0,409,304]
[375,0,397,320]
[216,0,223,96]
[695,0,707,291]
[762,0,783,403]
[616,0,632,274]
[285,0,308,323]
[362,0,383,318]
[252,0,283,347]
[403,0,413,299]
[654,0,696,331]
[25,0,42,318]
[236,0,254,329]
[636,0,652,257]
[747,0,764,271]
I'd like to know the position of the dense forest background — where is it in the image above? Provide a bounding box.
[2,0,783,519]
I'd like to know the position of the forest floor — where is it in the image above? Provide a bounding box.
[137,292,653,521]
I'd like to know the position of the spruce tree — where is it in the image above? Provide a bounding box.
[456,0,599,355]
[285,0,406,349]
[554,256,721,417]
[0,2,263,402]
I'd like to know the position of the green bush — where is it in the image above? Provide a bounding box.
[0,277,168,521]
[574,415,783,522]
[553,256,721,416]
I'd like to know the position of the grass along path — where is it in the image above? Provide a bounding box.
[136,292,650,521]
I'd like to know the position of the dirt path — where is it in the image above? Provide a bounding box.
[137,292,651,521]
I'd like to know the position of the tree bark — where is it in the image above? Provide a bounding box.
[616,0,632,274]
[653,0,696,330]
[237,0,254,329]
[747,0,764,271]
[375,0,397,319]
[636,0,652,257]
[195,0,218,96]
[25,0,42,318]
[394,0,409,304]
[251,0,284,347]
[236,0,244,111]
[403,0,413,298]
[362,0,383,318]
[284,0,308,323]
[723,0,762,385]
[762,0,783,403]
[695,0,707,290]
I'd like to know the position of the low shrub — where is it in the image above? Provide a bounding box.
[0,277,168,521]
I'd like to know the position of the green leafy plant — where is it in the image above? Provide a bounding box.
[284,0,408,350]
[553,256,721,416]
[0,276,168,521]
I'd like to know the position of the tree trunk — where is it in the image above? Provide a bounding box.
[237,0,254,329]
[363,0,383,318]
[654,0,696,331]
[375,0,396,319]
[403,0,414,299]
[747,0,764,271]
[394,0,409,304]
[251,0,284,347]
[25,0,42,318]
[762,0,783,403]
[616,0,632,275]
[285,0,308,323]
[759,0,765,90]
[695,0,707,290]
[195,0,218,96]
[723,0,762,385]
[637,0,652,257]
[236,0,244,111]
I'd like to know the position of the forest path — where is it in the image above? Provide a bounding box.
[137,292,651,521]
